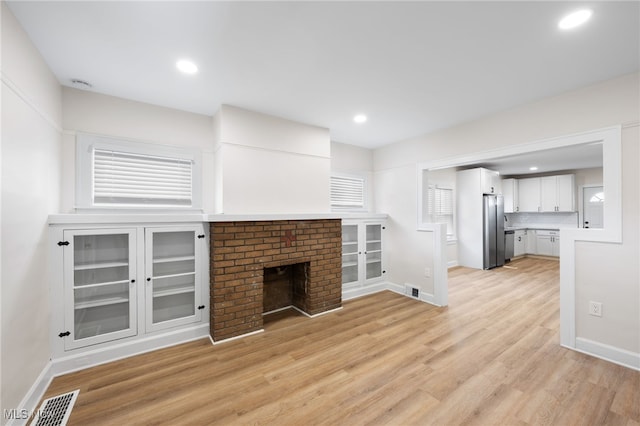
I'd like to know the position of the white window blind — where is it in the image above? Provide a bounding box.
[330,176,365,210]
[426,185,454,235]
[93,149,193,206]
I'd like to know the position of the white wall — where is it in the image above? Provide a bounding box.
[575,128,638,353]
[330,141,375,212]
[374,72,639,359]
[215,105,331,214]
[61,88,215,212]
[1,1,62,416]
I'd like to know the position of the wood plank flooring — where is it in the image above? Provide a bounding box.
[42,258,639,425]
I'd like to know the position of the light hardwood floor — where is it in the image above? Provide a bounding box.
[42,257,639,425]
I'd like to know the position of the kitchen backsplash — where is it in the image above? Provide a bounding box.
[505,212,579,228]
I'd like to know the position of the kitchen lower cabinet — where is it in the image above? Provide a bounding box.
[513,230,526,257]
[536,230,560,257]
[52,224,206,354]
[342,221,386,288]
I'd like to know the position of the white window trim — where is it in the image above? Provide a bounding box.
[76,133,202,212]
[330,171,368,213]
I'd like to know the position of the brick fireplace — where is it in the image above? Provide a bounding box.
[209,219,342,341]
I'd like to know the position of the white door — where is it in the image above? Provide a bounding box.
[583,186,604,229]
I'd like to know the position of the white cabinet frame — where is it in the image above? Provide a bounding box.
[144,226,203,332]
[62,228,138,350]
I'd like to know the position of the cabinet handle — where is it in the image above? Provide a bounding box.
[57,241,70,246]
[197,234,205,239]
[58,331,70,338]
[131,279,135,283]
[147,278,151,282]
[491,186,494,193]
[197,305,205,310]
[383,270,386,274]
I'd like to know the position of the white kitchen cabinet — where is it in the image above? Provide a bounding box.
[514,230,526,257]
[342,221,386,288]
[53,224,206,353]
[525,230,537,254]
[502,178,519,213]
[481,168,501,195]
[541,175,575,212]
[536,230,560,256]
[517,178,541,212]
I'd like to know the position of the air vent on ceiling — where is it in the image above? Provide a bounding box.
[70,79,92,89]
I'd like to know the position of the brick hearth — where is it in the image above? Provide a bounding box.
[209,219,342,341]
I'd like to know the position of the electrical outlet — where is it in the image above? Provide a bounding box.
[424,268,431,278]
[589,301,603,317]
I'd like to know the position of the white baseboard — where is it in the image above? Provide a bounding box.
[342,281,390,300]
[572,337,640,371]
[8,362,54,426]
[447,260,459,268]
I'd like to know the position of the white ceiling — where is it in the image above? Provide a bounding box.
[7,1,639,150]
[461,142,603,176]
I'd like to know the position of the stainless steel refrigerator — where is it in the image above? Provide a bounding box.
[483,194,505,269]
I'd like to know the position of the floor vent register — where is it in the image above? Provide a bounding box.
[31,390,79,426]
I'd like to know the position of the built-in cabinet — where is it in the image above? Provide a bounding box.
[514,229,526,257]
[342,220,386,289]
[540,175,575,212]
[480,168,501,195]
[536,230,560,256]
[52,223,206,354]
[504,174,575,213]
[503,178,519,213]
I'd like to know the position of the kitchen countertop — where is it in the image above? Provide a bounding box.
[505,225,577,232]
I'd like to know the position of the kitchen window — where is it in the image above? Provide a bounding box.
[425,185,455,237]
[76,133,202,210]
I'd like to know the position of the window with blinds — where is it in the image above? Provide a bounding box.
[76,133,201,210]
[93,149,193,206]
[330,175,365,211]
[426,185,454,236]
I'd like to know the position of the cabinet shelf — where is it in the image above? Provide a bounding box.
[342,262,358,268]
[153,255,195,264]
[366,240,382,244]
[74,261,128,271]
[342,251,359,256]
[152,271,196,280]
[75,296,128,310]
[74,279,130,289]
[153,286,195,298]
[366,259,382,265]
[366,250,382,254]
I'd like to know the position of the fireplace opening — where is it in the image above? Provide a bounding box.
[263,262,309,315]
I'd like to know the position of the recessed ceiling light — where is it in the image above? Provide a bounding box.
[530,166,539,171]
[558,9,593,30]
[176,60,198,74]
[353,114,367,124]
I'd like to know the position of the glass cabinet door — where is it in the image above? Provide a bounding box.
[365,224,383,281]
[145,227,202,332]
[64,229,137,349]
[342,224,360,285]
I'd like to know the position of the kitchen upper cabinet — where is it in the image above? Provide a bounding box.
[541,175,575,212]
[517,178,541,212]
[481,168,501,195]
[502,178,519,213]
